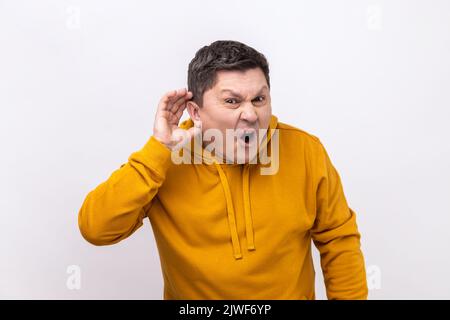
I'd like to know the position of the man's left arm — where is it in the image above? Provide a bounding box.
[310,139,368,300]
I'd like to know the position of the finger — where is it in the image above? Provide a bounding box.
[172,91,193,115]
[158,88,186,112]
[174,93,195,120]
[173,102,187,121]
[167,87,187,103]
[168,89,189,112]
[157,89,177,112]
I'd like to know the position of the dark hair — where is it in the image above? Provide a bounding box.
[187,40,270,107]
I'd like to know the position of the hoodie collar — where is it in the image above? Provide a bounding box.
[178,115,279,259]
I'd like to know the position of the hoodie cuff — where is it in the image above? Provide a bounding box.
[130,136,173,179]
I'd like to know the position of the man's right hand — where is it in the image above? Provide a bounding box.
[153,88,201,151]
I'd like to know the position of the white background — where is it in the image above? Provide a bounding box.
[1,0,449,299]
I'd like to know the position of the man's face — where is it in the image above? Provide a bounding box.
[189,67,272,163]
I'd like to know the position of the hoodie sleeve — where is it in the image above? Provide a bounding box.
[78,136,172,246]
[310,139,368,300]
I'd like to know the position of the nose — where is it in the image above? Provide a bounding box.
[240,102,258,123]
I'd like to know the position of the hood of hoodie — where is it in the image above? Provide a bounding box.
[177,115,278,259]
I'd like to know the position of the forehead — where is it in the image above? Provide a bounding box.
[212,68,268,93]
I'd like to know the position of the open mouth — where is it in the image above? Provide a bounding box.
[239,130,257,147]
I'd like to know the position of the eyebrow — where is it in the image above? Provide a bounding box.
[220,86,268,99]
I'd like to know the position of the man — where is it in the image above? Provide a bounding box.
[78,40,368,300]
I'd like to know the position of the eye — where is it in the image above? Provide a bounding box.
[252,96,266,104]
[225,98,239,104]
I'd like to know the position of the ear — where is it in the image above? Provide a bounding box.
[186,100,202,126]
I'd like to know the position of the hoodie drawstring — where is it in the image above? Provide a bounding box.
[242,165,255,250]
[214,162,255,260]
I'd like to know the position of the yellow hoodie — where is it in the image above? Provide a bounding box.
[78,115,368,300]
